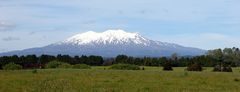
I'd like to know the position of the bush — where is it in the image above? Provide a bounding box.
[46,61,64,68]
[72,64,91,69]
[222,66,233,72]
[109,64,140,70]
[213,65,232,72]
[234,78,239,82]
[226,66,233,72]
[187,63,202,71]
[213,65,221,72]
[58,63,72,69]
[3,63,23,70]
[162,61,173,71]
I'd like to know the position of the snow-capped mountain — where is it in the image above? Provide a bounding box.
[62,30,150,46]
[0,29,206,57]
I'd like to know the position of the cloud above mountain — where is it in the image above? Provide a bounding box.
[0,21,15,32]
[2,36,20,41]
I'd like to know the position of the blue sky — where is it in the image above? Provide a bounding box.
[0,0,240,52]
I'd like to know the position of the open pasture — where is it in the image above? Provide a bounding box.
[0,67,240,92]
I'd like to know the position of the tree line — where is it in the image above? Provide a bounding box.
[0,47,239,69]
[0,54,104,69]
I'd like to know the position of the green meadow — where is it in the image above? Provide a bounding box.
[0,67,240,92]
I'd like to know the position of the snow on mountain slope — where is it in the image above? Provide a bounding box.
[59,29,180,47]
[0,29,206,57]
[61,29,151,46]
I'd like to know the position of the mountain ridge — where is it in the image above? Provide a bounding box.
[0,29,206,57]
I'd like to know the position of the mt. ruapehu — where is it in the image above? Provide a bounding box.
[0,29,206,57]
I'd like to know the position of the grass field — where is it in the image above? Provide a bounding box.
[0,67,240,92]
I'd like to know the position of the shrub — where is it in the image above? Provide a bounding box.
[58,63,72,69]
[222,66,233,72]
[3,63,23,70]
[109,64,140,70]
[225,65,233,72]
[46,61,64,68]
[187,63,202,71]
[213,65,221,72]
[234,78,239,82]
[213,65,232,72]
[72,64,91,69]
[162,61,173,71]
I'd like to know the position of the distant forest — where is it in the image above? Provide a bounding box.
[0,47,239,69]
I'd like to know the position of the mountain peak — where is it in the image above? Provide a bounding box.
[64,29,149,45]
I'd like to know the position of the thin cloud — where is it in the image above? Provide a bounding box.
[0,49,7,52]
[155,33,240,50]
[82,20,96,25]
[0,21,16,32]
[29,31,36,35]
[2,36,20,41]
[140,10,147,14]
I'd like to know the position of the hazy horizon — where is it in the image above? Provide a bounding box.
[1,0,240,53]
